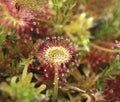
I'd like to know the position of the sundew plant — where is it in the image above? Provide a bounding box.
[0,0,120,102]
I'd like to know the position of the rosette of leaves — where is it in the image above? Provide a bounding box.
[0,60,46,102]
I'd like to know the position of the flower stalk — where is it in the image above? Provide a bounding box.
[53,63,59,102]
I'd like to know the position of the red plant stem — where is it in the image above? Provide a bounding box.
[96,41,118,48]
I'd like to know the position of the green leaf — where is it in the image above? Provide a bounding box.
[101,61,120,77]
[0,62,46,102]
[0,33,6,46]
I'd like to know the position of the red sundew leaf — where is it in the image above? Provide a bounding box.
[104,74,120,101]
